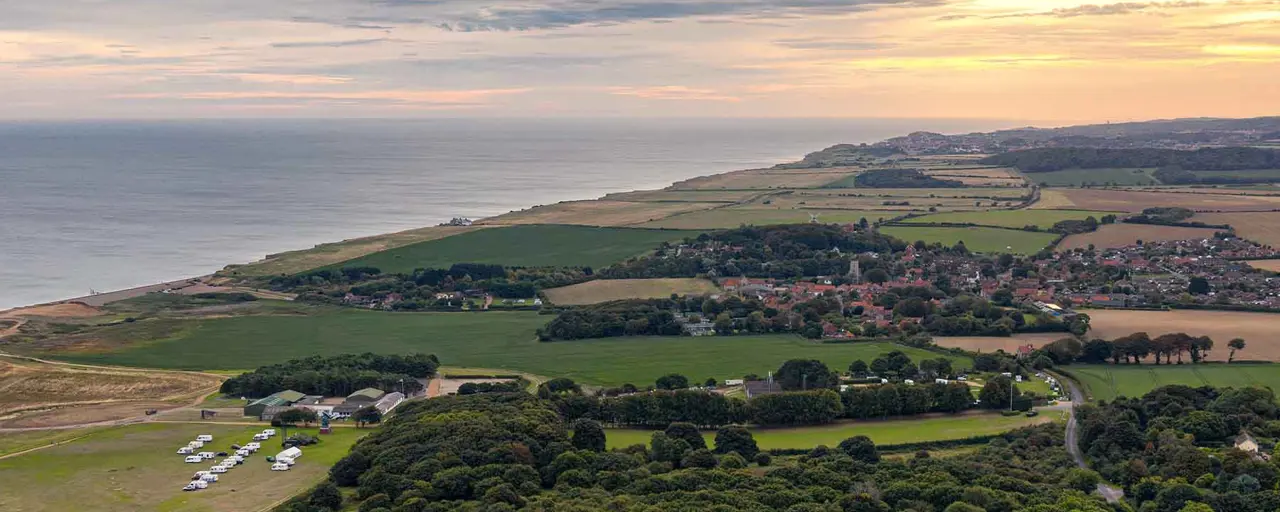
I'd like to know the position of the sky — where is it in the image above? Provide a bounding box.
[1,0,1278,121]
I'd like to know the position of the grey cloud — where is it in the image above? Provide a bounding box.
[271,38,398,48]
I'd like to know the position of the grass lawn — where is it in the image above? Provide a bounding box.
[879,225,1060,255]
[0,423,365,512]
[0,428,111,457]
[325,224,690,274]
[605,413,1050,450]
[900,210,1117,229]
[1028,168,1159,187]
[1069,363,1280,402]
[49,310,969,387]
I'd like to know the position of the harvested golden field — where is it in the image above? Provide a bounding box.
[1247,260,1280,272]
[602,189,767,203]
[1194,211,1280,246]
[0,356,222,428]
[479,200,721,226]
[838,187,1028,198]
[1029,189,1076,209]
[934,333,1071,353]
[1058,224,1220,251]
[543,278,720,305]
[740,191,997,211]
[1037,189,1280,213]
[218,225,485,277]
[924,168,1026,187]
[669,167,858,190]
[1086,309,1280,362]
[639,208,911,229]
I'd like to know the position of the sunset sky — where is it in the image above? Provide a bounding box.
[2,0,1277,121]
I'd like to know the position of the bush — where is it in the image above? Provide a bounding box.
[754,453,772,466]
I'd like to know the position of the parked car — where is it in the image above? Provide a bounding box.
[215,451,228,457]
[271,463,290,471]
[184,456,204,463]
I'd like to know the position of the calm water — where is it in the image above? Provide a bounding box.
[0,118,1018,309]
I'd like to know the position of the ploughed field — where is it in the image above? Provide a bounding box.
[604,412,1052,450]
[325,224,692,274]
[1069,364,1280,402]
[0,423,364,512]
[45,310,969,387]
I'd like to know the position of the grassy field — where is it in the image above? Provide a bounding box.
[543,278,720,305]
[0,423,365,512]
[216,225,485,278]
[1070,364,1280,402]
[879,225,1060,254]
[326,224,691,274]
[639,208,909,229]
[1027,168,1158,187]
[0,428,110,457]
[479,200,723,226]
[605,413,1051,450]
[900,209,1116,229]
[48,310,968,387]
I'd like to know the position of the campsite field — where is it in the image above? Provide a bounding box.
[1057,224,1220,251]
[879,226,1059,254]
[1084,309,1280,361]
[1068,364,1280,402]
[604,413,1052,450]
[543,278,720,305]
[326,224,690,274]
[900,209,1116,229]
[1194,211,1280,246]
[638,208,909,229]
[45,310,969,387]
[0,423,364,512]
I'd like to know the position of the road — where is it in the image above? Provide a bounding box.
[1062,375,1125,504]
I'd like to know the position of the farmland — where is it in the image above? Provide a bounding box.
[0,423,364,512]
[933,333,1073,354]
[1194,211,1280,246]
[1247,260,1280,272]
[542,278,720,305]
[216,225,486,278]
[604,412,1052,450]
[900,209,1116,229]
[0,356,223,428]
[479,200,722,227]
[326,224,691,274]
[638,208,909,229]
[44,310,968,387]
[1085,309,1280,361]
[1030,188,1280,213]
[879,225,1060,254]
[1057,224,1220,251]
[1069,364,1280,402]
[670,167,859,190]
[1028,168,1158,187]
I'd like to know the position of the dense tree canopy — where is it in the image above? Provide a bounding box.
[220,353,436,397]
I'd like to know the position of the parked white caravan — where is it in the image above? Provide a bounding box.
[177,446,194,455]
[195,434,213,442]
[184,455,204,463]
[262,429,276,437]
[276,447,302,461]
[252,433,268,441]
[210,465,228,474]
[235,449,250,457]
[271,463,290,471]
[192,480,208,489]
[199,473,218,483]
[197,451,215,460]
[188,440,204,448]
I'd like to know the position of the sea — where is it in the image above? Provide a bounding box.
[0,118,1022,310]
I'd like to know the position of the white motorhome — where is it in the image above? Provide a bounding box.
[235,449,250,457]
[188,441,204,448]
[184,456,204,463]
[245,442,261,450]
[276,447,302,462]
[195,434,213,442]
[271,463,290,471]
[252,433,268,441]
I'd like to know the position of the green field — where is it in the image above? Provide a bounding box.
[50,310,968,387]
[1190,169,1280,181]
[638,208,909,230]
[1027,168,1158,187]
[605,413,1051,450]
[879,225,1060,254]
[0,423,364,512]
[900,209,1117,229]
[1070,363,1280,402]
[326,224,690,274]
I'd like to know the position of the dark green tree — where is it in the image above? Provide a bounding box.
[838,435,880,463]
[713,426,759,459]
[571,418,606,452]
[775,359,839,391]
[664,422,707,451]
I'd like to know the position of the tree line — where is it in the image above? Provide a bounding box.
[982,146,1280,172]
[1035,332,1248,366]
[219,353,438,398]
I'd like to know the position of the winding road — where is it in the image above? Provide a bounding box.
[1062,376,1125,504]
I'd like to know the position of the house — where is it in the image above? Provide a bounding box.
[243,390,306,417]
[345,388,386,403]
[744,380,783,399]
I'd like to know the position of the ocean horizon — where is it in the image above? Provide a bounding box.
[0,118,1023,309]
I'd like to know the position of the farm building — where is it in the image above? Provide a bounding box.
[345,388,386,403]
[374,392,406,414]
[243,389,306,417]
